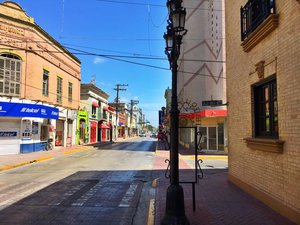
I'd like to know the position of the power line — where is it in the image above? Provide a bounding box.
[96,0,224,11]
[0,44,226,79]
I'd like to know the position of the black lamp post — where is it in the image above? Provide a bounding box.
[161,1,189,225]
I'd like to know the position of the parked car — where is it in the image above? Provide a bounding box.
[139,132,146,137]
[151,132,157,138]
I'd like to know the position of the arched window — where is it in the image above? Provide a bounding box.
[0,53,22,96]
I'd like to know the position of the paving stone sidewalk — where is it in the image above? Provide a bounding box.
[153,144,297,225]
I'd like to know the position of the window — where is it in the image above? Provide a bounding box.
[92,106,96,117]
[56,77,63,103]
[241,0,276,41]
[42,69,49,96]
[68,82,73,102]
[0,54,21,96]
[253,77,278,138]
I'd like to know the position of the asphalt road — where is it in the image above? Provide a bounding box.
[0,137,157,225]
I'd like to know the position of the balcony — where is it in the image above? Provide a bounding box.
[241,0,276,41]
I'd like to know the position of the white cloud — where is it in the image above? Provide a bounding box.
[93,57,105,64]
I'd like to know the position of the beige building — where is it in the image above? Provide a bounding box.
[177,0,227,152]
[226,0,300,223]
[0,1,81,154]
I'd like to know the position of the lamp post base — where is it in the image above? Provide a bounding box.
[161,184,190,225]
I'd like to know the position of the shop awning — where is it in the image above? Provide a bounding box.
[108,106,115,111]
[180,109,227,119]
[103,106,109,111]
[100,123,110,129]
[92,102,99,108]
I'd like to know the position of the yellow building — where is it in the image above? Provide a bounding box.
[0,1,81,154]
[226,0,300,223]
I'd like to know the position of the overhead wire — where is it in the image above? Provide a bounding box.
[96,0,224,11]
[0,43,226,79]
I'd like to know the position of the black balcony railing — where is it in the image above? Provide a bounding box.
[241,0,276,41]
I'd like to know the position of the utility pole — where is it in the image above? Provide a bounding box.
[114,84,128,140]
[130,100,139,137]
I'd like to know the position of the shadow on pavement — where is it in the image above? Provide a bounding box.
[0,170,153,225]
[91,141,157,152]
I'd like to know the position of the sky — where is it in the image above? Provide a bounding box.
[14,0,171,126]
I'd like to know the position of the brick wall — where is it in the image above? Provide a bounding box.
[226,0,300,223]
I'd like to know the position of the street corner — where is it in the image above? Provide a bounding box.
[180,154,228,160]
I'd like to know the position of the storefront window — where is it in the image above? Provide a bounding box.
[41,125,48,141]
[0,54,21,97]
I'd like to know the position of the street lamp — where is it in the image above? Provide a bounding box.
[161,1,189,225]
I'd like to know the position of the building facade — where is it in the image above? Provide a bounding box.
[0,1,81,154]
[177,0,227,152]
[80,84,112,143]
[226,0,300,223]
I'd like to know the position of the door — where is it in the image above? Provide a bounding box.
[102,128,106,141]
[0,119,20,155]
[208,127,217,150]
[90,122,97,143]
[198,126,218,151]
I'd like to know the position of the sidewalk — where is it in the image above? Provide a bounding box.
[0,141,112,172]
[0,136,140,172]
[153,143,297,225]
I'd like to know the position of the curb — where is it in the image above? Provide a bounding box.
[0,155,53,172]
[0,146,94,172]
[147,199,155,225]
[62,146,91,155]
[181,155,228,160]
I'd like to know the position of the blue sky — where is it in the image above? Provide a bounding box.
[15,0,170,126]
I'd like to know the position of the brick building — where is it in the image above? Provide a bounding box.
[0,1,81,154]
[225,0,300,223]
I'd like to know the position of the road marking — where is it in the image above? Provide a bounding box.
[147,199,155,225]
[118,184,138,207]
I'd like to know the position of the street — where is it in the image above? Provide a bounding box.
[0,137,157,225]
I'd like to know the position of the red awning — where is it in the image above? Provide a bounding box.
[92,102,99,108]
[100,123,110,129]
[180,109,227,119]
[103,106,109,111]
[108,106,115,111]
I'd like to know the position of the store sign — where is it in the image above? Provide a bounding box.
[0,131,17,137]
[202,100,223,107]
[0,102,59,119]
[159,110,164,125]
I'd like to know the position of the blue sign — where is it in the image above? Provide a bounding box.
[0,102,59,119]
[159,110,164,125]
[0,131,17,137]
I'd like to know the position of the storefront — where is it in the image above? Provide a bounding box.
[99,122,110,142]
[179,109,227,152]
[56,108,77,147]
[0,101,58,155]
[76,111,88,145]
[90,121,97,143]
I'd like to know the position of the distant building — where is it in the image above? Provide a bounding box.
[0,1,81,154]
[80,83,112,143]
[109,102,128,139]
[226,0,300,223]
[177,0,227,152]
